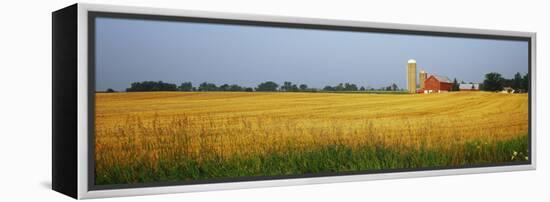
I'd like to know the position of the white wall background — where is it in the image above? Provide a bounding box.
[0,0,547,201]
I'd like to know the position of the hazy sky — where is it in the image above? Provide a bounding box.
[95,17,529,91]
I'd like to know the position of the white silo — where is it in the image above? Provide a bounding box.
[407,59,417,93]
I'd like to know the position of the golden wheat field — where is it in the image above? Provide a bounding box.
[94,91,528,184]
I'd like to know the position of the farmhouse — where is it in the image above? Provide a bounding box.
[423,75,453,93]
[459,83,480,91]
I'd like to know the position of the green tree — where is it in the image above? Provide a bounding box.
[391,83,398,91]
[126,81,178,92]
[178,82,193,91]
[290,84,299,92]
[452,78,459,91]
[281,81,292,91]
[512,72,522,90]
[299,84,308,91]
[482,72,504,91]
[219,84,230,91]
[198,82,218,91]
[323,86,335,91]
[335,83,345,91]
[256,81,279,91]
[229,84,243,91]
[344,83,358,91]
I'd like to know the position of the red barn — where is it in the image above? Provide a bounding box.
[423,75,453,93]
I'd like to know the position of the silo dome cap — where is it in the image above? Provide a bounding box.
[408,59,416,63]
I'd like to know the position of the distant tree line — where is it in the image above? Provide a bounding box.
[482,72,529,92]
[121,80,403,93]
[383,83,400,91]
[323,83,358,91]
[124,81,253,92]
[126,81,178,92]
[115,72,528,94]
[322,83,401,92]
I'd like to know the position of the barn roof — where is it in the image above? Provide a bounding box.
[459,83,480,89]
[431,75,452,83]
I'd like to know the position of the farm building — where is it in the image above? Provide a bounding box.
[501,87,515,94]
[423,75,453,93]
[459,83,480,91]
[405,59,455,94]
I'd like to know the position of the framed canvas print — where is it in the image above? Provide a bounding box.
[52,3,536,199]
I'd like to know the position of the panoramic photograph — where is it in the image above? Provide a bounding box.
[93,17,530,185]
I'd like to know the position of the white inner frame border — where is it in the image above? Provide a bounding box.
[76,3,537,199]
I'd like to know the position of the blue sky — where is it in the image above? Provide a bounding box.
[95,17,529,91]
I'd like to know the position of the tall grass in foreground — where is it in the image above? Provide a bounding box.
[95,114,528,185]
